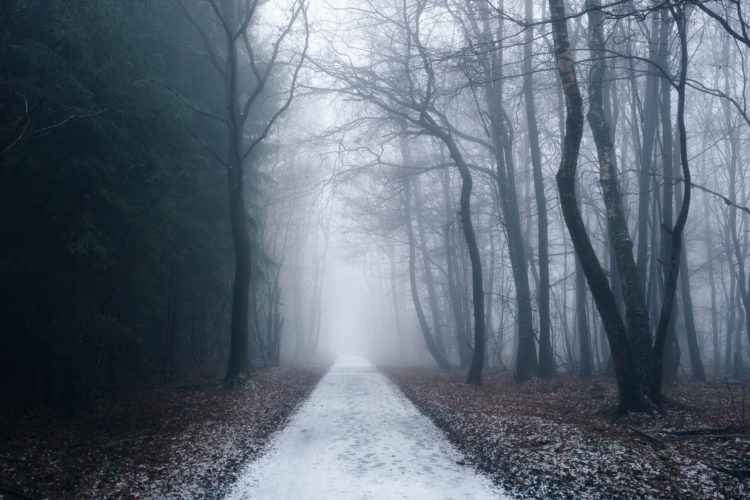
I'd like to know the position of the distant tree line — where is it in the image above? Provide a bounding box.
[317,0,750,412]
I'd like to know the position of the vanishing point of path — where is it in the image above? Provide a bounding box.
[225,357,507,499]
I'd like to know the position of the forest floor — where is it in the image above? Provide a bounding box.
[0,365,325,500]
[386,367,750,499]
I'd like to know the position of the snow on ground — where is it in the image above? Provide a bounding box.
[225,356,507,500]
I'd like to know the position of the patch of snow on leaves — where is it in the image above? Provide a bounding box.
[387,368,750,499]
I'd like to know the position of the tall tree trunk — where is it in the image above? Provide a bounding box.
[735,306,745,377]
[727,275,737,375]
[549,0,649,412]
[408,115,484,380]
[559,232,575,371]
[409,94,486,382]
[454,154,485,385]
[738,197,748,378]
[173,0,306,384]
[446,218,471,367]
[413,174,447,356]
[524,0,553,377]
[488,79,537,381]
[403,173,451,371]
[586,0,653,398]
[704,191,720,375]
[675,176,705,381]
[469,0,536,381]
[648,180,661,323]
[576,256,592,377]
[656,10,679,387]
[485,212,496,368]
[635,13,660,286]
[718,35,750,366]
[609,238,626,324]
[652,7,692,400]
[224,27,252,384]
[442,166,471,367]
[225,161,253,383]
[225,40,253,381]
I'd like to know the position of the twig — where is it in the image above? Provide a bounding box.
[669,434,750,440]
[102,435,153,448]
[164,84,226,124]
[708,464,750,480]
[561,399,582,419]
[627,426,664,446]
[627,169,750,217]
[1,109,107,158]
[652,425,749,436]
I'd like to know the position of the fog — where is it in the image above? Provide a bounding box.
[4,0,750,497]
[317,245,392,359]
[251,0,750,391]
[3,0,748,403]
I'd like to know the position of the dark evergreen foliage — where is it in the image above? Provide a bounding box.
[0,0,234,406]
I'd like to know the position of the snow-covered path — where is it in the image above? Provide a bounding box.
[225,356,506,500]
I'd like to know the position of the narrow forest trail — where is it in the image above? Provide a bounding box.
[225,357,506,499]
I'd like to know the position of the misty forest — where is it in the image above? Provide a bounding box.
[2,0,750,498]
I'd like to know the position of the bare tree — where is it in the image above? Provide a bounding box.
[170,0,308,384]
[522,0,555,378]
[316,0,488,383]
[548,0,652,412]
